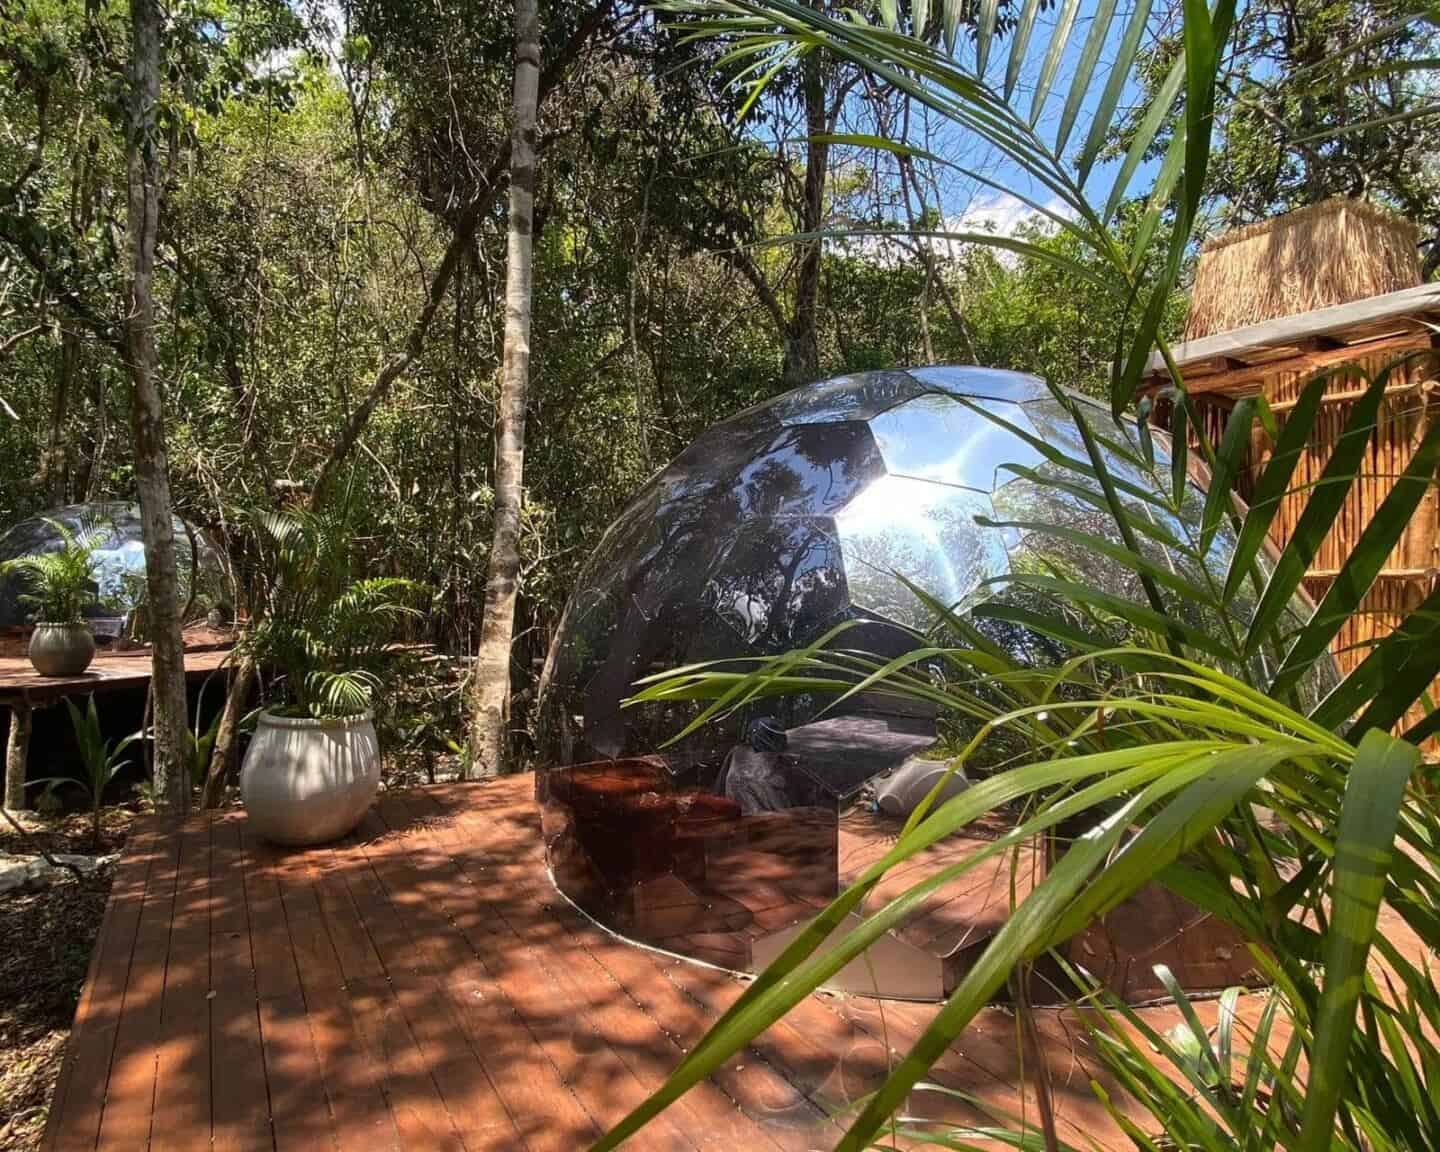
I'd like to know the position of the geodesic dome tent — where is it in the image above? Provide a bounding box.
[537,365,1323,776]
[534,366,1334,1001]
[0,502,225,631]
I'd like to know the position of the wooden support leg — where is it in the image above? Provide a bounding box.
[5,700,32,811]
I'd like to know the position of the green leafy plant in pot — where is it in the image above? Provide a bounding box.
[0,518,109,677]
[238,508,424,845]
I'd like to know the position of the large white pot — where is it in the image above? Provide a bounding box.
[240,711,380,846]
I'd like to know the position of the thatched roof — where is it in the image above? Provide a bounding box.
[1184,197,1422,341]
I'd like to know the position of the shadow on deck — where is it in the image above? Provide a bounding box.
[42,774,1189,1151]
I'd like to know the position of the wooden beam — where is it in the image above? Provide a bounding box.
[1295,334,1348,353]
[1147,282,1440,375]
[5,699,31,811]
[1184,332,1432,397]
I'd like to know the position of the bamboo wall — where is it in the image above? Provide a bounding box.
[1181,336,1439,748]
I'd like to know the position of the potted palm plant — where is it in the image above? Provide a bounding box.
[239,508,423,846]
[0,518,108,677]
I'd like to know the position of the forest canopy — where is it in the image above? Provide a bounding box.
[1,0,1435,767]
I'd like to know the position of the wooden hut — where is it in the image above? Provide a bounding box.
[1143,199,1439,741]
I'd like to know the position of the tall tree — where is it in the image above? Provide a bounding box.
[1121,0,1440,251]
[469,0,542,776]
[124,0,189,811]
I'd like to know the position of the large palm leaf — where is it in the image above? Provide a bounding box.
[660,0,1233,422]
[592,348,1438,1149]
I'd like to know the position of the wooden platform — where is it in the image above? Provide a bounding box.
[0,642,234,705]
[41,775,1218,1151]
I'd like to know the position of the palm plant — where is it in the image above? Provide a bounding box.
[246,507,425,719]
[30,695,142,849]
[584,3,1439,1146]
[0,517,109,623]
[592,342,1440,1150]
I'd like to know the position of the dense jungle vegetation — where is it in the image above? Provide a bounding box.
[1,0,1435,776]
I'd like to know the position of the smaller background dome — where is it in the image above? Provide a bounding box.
[0,502,226,630]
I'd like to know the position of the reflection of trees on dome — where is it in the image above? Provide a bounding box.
[706,518,847,650]
[837,477,1009,630]
[537,366,1338,769]
[0,502,224,629]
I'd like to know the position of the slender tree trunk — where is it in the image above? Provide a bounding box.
[39,333,77,504]
[5,702,32,812]
[202,649,255,808]
[782,48,829,387]
[307,2,615,501]
[124,0,189,813]
[468,0,541,777]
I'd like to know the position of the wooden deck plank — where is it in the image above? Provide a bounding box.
[208,814,272,1152]
[148,818,214,1149]
[386,790,712,1152]
[95,823,182,1151]
[303,846,454,1151]
[43,822,162,1152]
[0,644,234,704]
[270,844,402,1151]
[350,804,594,1152]
[546,894,827,1150]
[44,773,1308,1152]
[323,821,492,1151]
[241,825,337,1152]
[414,788,827,1152]
[301,841,475,1152]
[429,777,835,1146]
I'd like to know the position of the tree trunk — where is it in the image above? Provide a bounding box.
[124,0,189,813]
[5,702,32,812]
[782,47,829,388]
[468,0,541,778]
[307,3,615,501]
[39,332,78,504]
[202,648,256,808]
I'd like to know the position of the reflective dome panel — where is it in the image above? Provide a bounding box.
[835,476,1010,630]
[867,393,1046,490]
[535,367,1328,1001]
[0,502,224,629]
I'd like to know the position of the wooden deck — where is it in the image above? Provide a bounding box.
[0,642,234,705]
[41,774,1209,1151]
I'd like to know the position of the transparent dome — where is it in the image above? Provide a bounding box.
[536,367,1329,1001]
[0,502,225,630]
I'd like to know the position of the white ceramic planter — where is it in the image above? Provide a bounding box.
[240,711,380,846]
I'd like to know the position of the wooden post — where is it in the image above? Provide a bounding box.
[5,700,32,811]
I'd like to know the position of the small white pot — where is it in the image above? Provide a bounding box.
[240,710,380,846]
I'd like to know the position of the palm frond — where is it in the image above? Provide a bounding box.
[657,0,1231,414]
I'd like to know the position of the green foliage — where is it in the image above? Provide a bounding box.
[659,0,1234,418]
[1121,0,1440,242]
[31,695,141,847]
[245,506,426,719]
[0,516,109,623]
[955,216,1190,400]
[185,707,223,788]
[598,347,1440,1149]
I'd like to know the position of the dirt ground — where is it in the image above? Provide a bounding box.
[0,808,135,858]
[0,841,116,1149]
